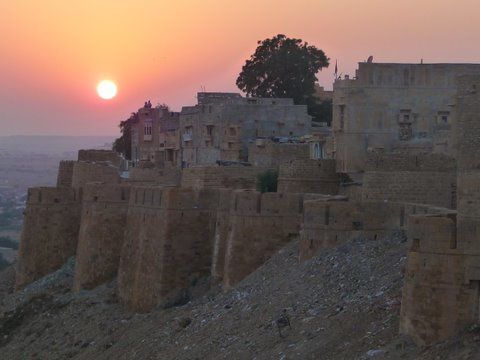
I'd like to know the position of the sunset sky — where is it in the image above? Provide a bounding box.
[1,0,479,136]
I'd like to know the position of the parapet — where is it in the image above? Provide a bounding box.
[56,160,75,187]
[71,161,121,188]
[78,149,122,167]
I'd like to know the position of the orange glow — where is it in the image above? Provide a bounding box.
[1,0,480,135]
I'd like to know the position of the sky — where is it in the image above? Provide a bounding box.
[1,0,479,136]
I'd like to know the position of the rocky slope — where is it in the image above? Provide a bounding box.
[0,232,479,359]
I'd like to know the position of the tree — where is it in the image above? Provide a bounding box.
[236,34,330,123]
[112,112,137,160]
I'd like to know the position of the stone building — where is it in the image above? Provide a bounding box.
[131,102,181,167]
[179,92,311,167]
[333,62,480,173]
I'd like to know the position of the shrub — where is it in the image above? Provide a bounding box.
[257,169,278,193]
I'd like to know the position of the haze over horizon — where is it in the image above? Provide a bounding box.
[1,0,479,136]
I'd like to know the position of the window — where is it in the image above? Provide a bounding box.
[206,125,214,136]
[229,127,236,136]
[442,116,448,123]
[403,114,410,122]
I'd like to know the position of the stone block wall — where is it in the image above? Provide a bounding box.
[117,187,222,312]
[15,187,82,289]
[78,149,122,167]
[181,166,265,190]
[56,160,75,187]
[248,142,309,167]
[71,162,121,188]
[73,183,131,291]
[277,159,340,194]
[128,166,181,186]
[218,191,306,289]
[300,199,451,261]
[399,213,480,345]
[363,152,457,208]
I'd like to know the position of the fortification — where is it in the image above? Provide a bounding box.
[400,75,480,345]
[300,199,451,261]
[128,166,181,186]
[71,161,121,188]
[363,152,457,208]
[117,187,223,312]
[16,187,82,289]
[78,149,122,167]
[56,160,75,187]
[219,191,309,289]
[277,159,340,194]
[73,183,131,291]
[181,165,264,190]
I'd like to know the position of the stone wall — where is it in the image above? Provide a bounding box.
[363,152,457,208]
[128,166,181,186]
[78,149,122,167]
[56,160,75,187]
[181,166,265,190]
[15,187,82,289]
[399,213,480,345]
[278,159,340,194]
[117,187,222,312]
[218,191,309,289]
[73,183,131,291]
[400,75,480,345]
[71,162,121,188]
[248,142,309,167]
[300,199,451,261]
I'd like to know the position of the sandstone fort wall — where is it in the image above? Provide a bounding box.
[71,162,121,188]
[363,152,457,208]
[78,149,122,167]
[73,183,131,291]
[181,166,265,190]
[56,160,75,187]
[300,199,451,261]
[117,187,221,312]
[15,187,82,289]
[277,159,340,194]
[219,191,308,288]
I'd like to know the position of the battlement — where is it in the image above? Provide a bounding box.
[57,160,75,187]
[82,183,131,204]
[71,161,121,188]
[78,149,122,167]
[26,187,81,205]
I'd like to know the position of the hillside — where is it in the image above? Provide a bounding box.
[0,232,479,360]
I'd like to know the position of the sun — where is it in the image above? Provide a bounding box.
[97,80,117,100]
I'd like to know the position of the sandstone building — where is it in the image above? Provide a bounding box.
[180,92,311,167]
[333,62,480,173]
[131,102,181,167]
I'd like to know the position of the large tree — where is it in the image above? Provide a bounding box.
[236,34,330,123]
[112,112,137,160]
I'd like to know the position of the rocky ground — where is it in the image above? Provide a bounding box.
[1,232,480,360]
